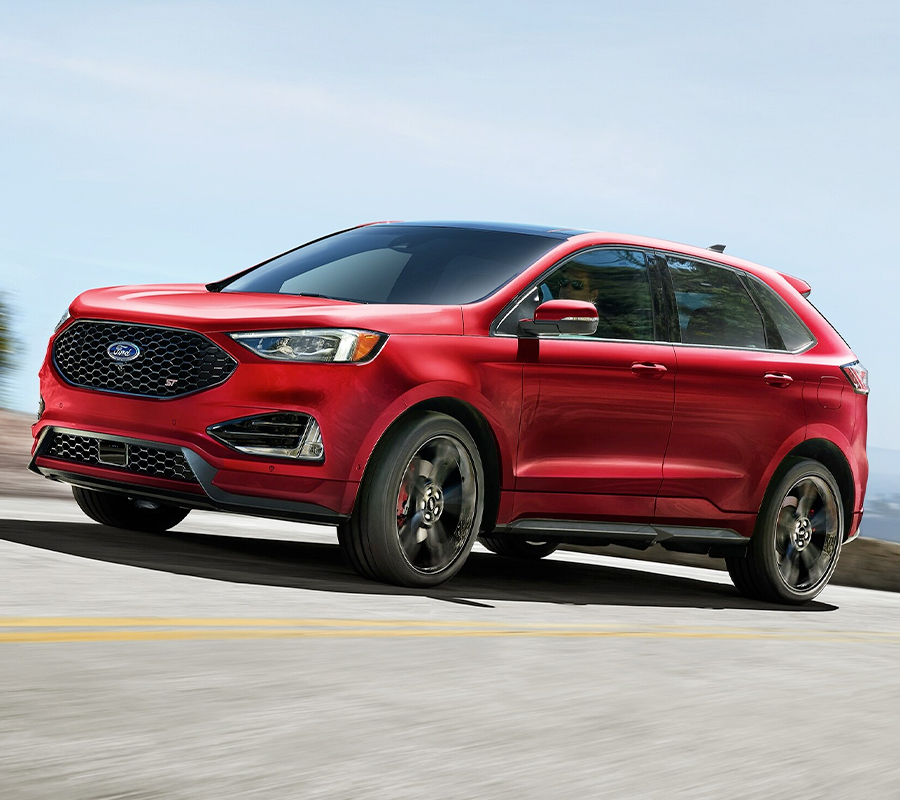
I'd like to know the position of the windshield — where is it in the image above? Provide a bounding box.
[219,225,560,304]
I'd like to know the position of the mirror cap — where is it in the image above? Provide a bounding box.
[519,300,599,336]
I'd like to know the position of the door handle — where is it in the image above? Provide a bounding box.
[631,362,668,379]
[764,372,794,388]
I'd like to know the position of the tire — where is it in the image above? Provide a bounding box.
[338,412,484,588]
[726,459,844,605]
[480,537,559,560]
[72,486,190,533]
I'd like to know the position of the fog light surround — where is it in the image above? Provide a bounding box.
[208,412,325,461]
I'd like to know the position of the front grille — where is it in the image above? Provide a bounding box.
[45,431,197,483]
[53,320,237,398]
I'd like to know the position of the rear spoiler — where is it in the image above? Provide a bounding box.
[778,272,811,297]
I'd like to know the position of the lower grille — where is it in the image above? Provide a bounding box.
[45,431,197,483]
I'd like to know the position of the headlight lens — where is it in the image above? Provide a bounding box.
[55,308,71,332]
[228,329,386,363]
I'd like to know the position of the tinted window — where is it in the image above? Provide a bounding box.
[221,226,559,305]
[498,248,655,340]
[746,275,815,351]
[667,257,767,349]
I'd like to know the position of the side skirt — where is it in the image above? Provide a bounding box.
[489,518,749,558]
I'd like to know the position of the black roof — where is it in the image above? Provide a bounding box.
[370,220,591,240]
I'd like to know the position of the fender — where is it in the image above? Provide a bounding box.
[746,425,810,513]
[339,381,519,512]
[805,422,868,513]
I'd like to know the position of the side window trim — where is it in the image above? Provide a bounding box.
[490,245,669,343]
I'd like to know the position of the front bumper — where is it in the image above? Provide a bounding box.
[30,426,350,524]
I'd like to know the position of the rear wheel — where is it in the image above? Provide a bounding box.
[726,459,843,605]
[72,486,190,533]
[338,413,484,588]
[480,537,559,560]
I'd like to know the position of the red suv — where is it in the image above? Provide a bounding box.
[30,222,868,604]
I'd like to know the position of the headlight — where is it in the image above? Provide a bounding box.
[55,308,71,332]
[228,329,386,363]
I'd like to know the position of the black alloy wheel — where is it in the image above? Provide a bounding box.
[726,459,843,604]
[338,412,484,588]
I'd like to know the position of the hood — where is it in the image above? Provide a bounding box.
[69,284,464,335]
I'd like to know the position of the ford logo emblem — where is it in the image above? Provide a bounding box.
[107,342,141,362]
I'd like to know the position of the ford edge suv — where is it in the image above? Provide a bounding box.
[30,221,869,604]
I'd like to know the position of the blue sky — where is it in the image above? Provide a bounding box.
[1,1,898,446]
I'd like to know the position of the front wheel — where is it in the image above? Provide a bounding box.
[726,459,843,605]
[72,486,190,532]
[338,412,484,588]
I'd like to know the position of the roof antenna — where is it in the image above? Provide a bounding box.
[708,244,726,253]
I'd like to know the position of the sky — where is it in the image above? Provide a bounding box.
[1,0,898,446]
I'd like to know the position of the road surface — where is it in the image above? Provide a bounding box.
[1,496,899,799]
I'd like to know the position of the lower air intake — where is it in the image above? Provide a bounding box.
[46,431,197,483]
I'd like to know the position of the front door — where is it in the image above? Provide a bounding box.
[512,247,676,520]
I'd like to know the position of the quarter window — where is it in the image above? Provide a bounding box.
[746,275,815,351]
[667,257,767,349]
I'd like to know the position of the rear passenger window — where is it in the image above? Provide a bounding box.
[667,257,767,349]
[746,275,815,351]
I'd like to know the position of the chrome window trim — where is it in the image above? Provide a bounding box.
[492,329,812,354]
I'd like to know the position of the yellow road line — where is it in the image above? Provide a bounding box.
[0,618,898,644]
[0,616,576,629]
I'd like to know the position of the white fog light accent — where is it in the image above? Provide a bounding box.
[298,419,324,459]
[228,329,385,363]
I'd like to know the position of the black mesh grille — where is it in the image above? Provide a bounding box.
[45,432,197,483]
[53,321,237,398]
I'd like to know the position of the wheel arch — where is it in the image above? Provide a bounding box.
[347,395,507,534]
[769,438,855,539]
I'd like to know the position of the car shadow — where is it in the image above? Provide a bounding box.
[0,518,837,612]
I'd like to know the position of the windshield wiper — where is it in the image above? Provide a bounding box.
[288,292,365,304]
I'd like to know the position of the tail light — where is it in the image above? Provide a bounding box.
[841,361,869,395]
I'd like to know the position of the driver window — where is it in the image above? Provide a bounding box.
[541,248,654,340]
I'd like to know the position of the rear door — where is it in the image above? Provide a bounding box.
[657,254,808,519]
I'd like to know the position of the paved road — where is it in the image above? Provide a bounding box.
[2,496,899,799]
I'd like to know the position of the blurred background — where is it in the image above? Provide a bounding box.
[1,0,898,535]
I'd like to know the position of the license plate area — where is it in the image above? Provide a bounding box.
[97,440,128,467]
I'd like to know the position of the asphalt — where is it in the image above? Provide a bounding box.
[2,497,900,799]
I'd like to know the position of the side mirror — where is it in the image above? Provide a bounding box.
[518,299,599,336]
